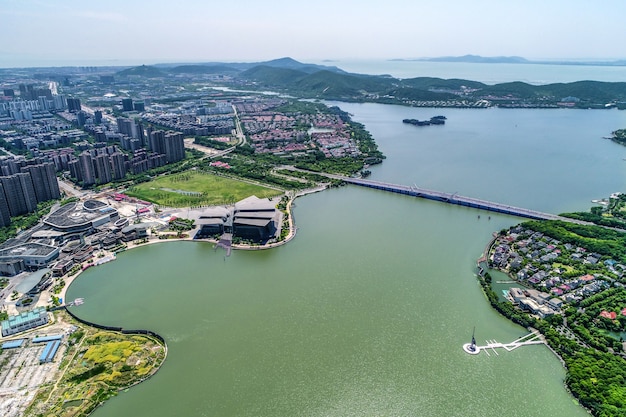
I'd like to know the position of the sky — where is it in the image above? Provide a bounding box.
[2,0,626,68]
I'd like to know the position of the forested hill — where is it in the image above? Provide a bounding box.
[111,58,626,108]
[234,65,626,107]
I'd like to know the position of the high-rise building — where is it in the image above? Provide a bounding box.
[18,84,28,99]
[164,132,185,163]
[121,98,134,112]
[3,89,14,97]
[117,117,134,137]
[136,121,146,147]
[149,130,165,154]
[93,154,112,184]
[94,110,102,124]
[0,158,21,176]
[0,173,38,217]
[76,111,87,127]
[20,162,60,203]
[110,152,127,180]
[0,183,11,227]
[66,97,81,113]
[79,152,96,186]
[94,130,107,143]
[68,159,82,182]
[53,95,66,110]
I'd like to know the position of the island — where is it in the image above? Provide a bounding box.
[402,115,446,126]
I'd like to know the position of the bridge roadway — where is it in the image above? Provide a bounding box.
[333,176,584,222]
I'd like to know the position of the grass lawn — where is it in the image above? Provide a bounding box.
[125,171,282,207]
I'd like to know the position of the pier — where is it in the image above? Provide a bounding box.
[463,331,545,356]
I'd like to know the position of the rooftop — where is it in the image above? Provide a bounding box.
[1,307,47,331]
[44,200,117,230]
[0,242,58,258]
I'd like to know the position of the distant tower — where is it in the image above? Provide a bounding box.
[75,111,87,127]
[20,162,60,203]
[164,132,185,163]
[67,97,81,112]
[93,154,112,184]
[0,183,11,227]
[149,130,166,154]
[121,98,134,112]
[0,173,37,217]
[79,152,96,186]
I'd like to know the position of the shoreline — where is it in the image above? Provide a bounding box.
[58,185,326,304]
[476,234,593,416]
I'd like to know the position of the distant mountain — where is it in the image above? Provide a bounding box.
[257,57,345,74]
[155,57,344,74]
[116,65,166,78]
[399,55,626,67]
[168,65,240,74]
[240,66,310,85]
[234,63,626,104]
[413,55,530,64]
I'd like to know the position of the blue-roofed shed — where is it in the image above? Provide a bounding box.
[32,334,63,343]
[1,339,25,349]
[39,340,61,363]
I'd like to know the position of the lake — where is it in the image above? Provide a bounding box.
[67,101,626,416]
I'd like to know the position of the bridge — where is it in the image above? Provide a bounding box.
[336,176,585,222]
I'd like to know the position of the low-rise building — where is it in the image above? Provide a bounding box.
[0,242,59,268]
[1,307,49,337]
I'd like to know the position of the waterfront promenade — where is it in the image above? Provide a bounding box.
[463,331,545,356]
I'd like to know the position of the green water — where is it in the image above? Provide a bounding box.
[66,104,626,416]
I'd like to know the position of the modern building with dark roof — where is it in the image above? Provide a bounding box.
[195,196,282,243]
[44,199,119,233]
[0,242,59,268]
[195,206,231,238]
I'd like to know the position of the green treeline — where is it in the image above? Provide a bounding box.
[522,220,626,262]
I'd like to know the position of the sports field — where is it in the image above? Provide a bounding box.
[125,171,282,207]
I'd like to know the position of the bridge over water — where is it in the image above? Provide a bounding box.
[334,176,587,223]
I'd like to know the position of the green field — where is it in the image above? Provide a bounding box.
[125,171,282,207]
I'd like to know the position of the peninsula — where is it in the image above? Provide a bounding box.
[478,193,626,416]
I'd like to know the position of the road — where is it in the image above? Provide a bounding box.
[57,178,85,198]
[232,104,246,146]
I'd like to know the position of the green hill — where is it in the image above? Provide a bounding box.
[116,65,166,78]
[233,61,626,105]
[169,65,240,74]
[240,66,309,85]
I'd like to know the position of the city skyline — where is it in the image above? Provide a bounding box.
[2,0,626,68]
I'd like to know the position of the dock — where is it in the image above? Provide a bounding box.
[463,331,545,356]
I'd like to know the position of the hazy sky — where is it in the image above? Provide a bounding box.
[2,0,626,67]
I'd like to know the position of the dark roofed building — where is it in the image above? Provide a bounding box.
[233,196,281,242]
